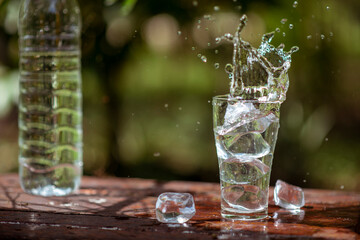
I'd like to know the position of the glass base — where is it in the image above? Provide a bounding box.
[221,208,268,221]
[22,185,79,197]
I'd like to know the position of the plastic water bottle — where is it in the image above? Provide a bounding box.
[18,0,82,196]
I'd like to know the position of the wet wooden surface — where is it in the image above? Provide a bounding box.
[0,174,359,239]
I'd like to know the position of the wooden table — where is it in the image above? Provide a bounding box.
[0,174,359,239]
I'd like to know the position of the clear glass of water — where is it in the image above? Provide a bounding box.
[213,95,281,220]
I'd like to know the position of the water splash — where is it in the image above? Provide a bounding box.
[220,14,298,101]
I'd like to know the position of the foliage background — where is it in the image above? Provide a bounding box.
[0,0,359,191]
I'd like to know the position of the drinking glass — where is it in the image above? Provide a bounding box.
[213,94,281,220]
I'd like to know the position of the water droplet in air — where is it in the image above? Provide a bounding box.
[282,32,286,37]
[214,63,220,69]
[192,1,198,7]
[197,53,201,58]
[198,19,201,24]
[233,0,237,2]
[192,46,196,51]
[306,35,312,40]
[197,25,201,29]
[281,18,288,24]
[329,32,334,37]
[153,152,161,157]
[275,28,280,33]
[164,104,169,108]
[203,15,212,20]
[320,34,325,40]
[326,6,330,10]
[214,6,220,11]
[340,185,344,190]
[201,56,207,62]
[293,1,298,8]
[224,33,234,41]
[197,121,201,125]
[177,31,182,35]
[225,64,233,73]
[290,46,299,53]
[214,49,219,54]
[289,24,294,29]
[178,107,182,111]
[63,8,69,14]
[207,43,211,47]
[277,43,285,50]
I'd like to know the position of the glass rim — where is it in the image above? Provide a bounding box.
[212,94,283,104]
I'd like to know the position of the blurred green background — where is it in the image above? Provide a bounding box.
[0,0,359,191]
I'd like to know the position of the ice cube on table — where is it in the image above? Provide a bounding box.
[274,180,305,209]
[156,192,196,223]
